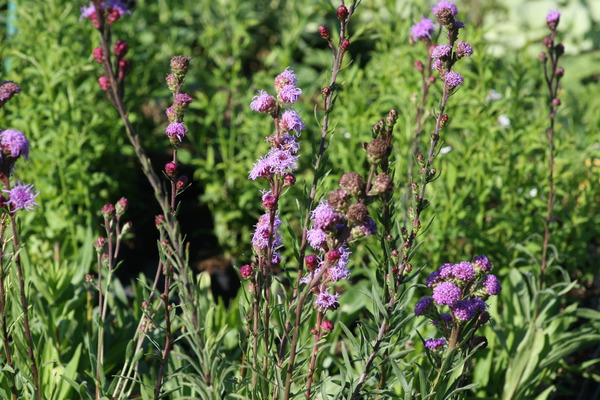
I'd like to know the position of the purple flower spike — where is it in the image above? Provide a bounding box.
[166,122,187,142]
[251,213,283,251]
[415,296,434,316]
[4,182,39,212]
[547,9,560,29]
[0,129,30,160]
[445,71,464,89]
[424,337,447,350]
[432,281,461,306]
[250,90,276,113]
[279,85,302,104]
[311,202,340,230]
[280,110,305,132]
[483,274,502,295]
[432,1,458,16]
[307,228,327,250]
[410,17,436,41]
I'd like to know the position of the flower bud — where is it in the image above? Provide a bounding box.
[538,52,548,62]
[0,81,21,107]
[115,197,128,216]
[114,40,128,58]
[339,172,364,198]
[555,67,564,78]
[543,37,552,48]
[336,5,349,20]
[261,191,277,210]
[414,60,424,72]
[165,162,177,178]
[347,202,369,224]
[387,108,398,125]
[340,39,350,52]
[239,264,254,279]
[107,8,121,24]
[327,189,350,212]
[155,214,166,228]
[93,47,105,63]
[552,98,561,107]
[98,76,111,91]
[427,75,436,84]
[326,249,341,264]
[555,43,564,56]
[142,301,150,310]
[321,320,334,332]
[166,73,178,93]
[283,172,296,186]
[319,25,330,39]
[176,176,189,191]
[101,203,115,219]
[366,139,388,165]
[321,87,331,97]
[94,236,106,253]
[170,55,191,78]
[305,254,319,271]
[118,59,130,81]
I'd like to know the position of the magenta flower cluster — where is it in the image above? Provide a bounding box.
[165,57,193,144]
[419,1,472,90]
[415,255,501,351]
[0,127,38,213]
[248,67,304,181]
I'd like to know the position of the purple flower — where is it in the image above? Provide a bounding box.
[166,122,187,142]
[106,0,131,17]
[280,110,304,132]
[274,67,298,92]
[351,217,377,239]
[482,274,501,295]
[445,71,464,89]
[432,59,444,72]
[432,281,461,306]
[315,289,340,311]
[250,90,276,113]
[278,85,302,104]
[438,263,455,279]
[251,213,283,251]
[454,20,465,29]
[410,17,436,41]
[415,296,434,316]
[473,255,493,272]
[307,228,327,250]
[327,247,351,282]
[547,9,560,28]
[432,1,458,16]
[451,299,478,321]
[432,312,453,328]
[0,129,30,159]
[456,41,473,58]
[80,2,100,20]
[266,148,299,174]
[426,270,440,288]
[0,81,21,106]
[4,182,39,212]
[452,261,475,282]
[432,44,452,59]
[424,337,447,350]
[279,133,300,154]
[249,157,272,180]
[311,202,340,230]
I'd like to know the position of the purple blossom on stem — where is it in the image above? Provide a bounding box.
[279,133,301,154]
[473,255,493,272]
[279,85,302,104]
[482,274,502,295]
[4,182,39,212]
[432,1,458,16]
[452,261,475,282]
[445,71,464,89]
[0,81,21,106]
[311,202,340,230]
[547,9,560,29]
[456,41,473,58]
[410,17,436,41]
[307,228,327,250]
[327,247,351,282]
[106,0,132,17]
[415,296,434,316]
[280,110,305,132]
[274,67,298,92]
[166,122,187,142]
[424,337,447,350]
[432,281,461,306]
[251,213,283,251]
[451,298,479,321]
[0,129,30,159]
[315,290,340,311]
[438,263,455,280]
[432,44,452,59]
[426,270,440,288]
[250,90,276,113]
[80,2,100,20]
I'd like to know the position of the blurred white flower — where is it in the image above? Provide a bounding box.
[497,114,511,127]
[486,89,502,101]
[439,146,453,155]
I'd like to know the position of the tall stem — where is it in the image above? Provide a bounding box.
[0,221,18,400]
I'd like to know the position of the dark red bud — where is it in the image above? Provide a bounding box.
[414,60,424,72]
[319,25,330,39]
[165,162,177,178]
[555,67,564,77]
[176,176,189,191]
[543,37,552,48]
[321,87,331,97]
[239,264,254,279]
[155,214,166,227]
[305,254,319,271]
[427,75,436,84]
[283,172,296,186]
[93,47,105,63]
[538,52,548,62]
[321,320,334,332]
[340,39,350,52]
[552,98,561,107]
[326,249,341,263]
[337,5,349,20]
[114,40,128,58]
[107,8,121,24]
[98,76,110,91]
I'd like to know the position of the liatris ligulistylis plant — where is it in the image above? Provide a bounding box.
[0,84,41,399]
[538,9,564,289]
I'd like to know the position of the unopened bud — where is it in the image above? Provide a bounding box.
[261,191,277,210]
[98,76,111,91]
[555,67,564,78]
[327,188,350,212]
[170,55,191,78]
[176,176,189,191]
[538,52,548,62]
[414,60,424,72]
[94,237,106,253]
[142,301,150,310]
[321,320,334,332]
[543,37,553,48]
[118,59,130,81]
[366,139,389,165]
[555,43,564,56]
[165,162,177,178]
[115,197,128,216]
[427,75,436,84]
[326,249,341,264]
[416,153,426,166]
[319,25,330,39]
[93,47,105,63]
[155,214,166,228]
[321,86,331,97]
[552,98,561,107]
[387,108,398,125]
[341,39,350,52]
[337,5,349,20]
[107,8,121,24]
[283,172,296,186]
[305,254,319,271]
[114,40,128,58]
[101,203,115,219]
[440,114,449,127]
[239,264,254,279]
